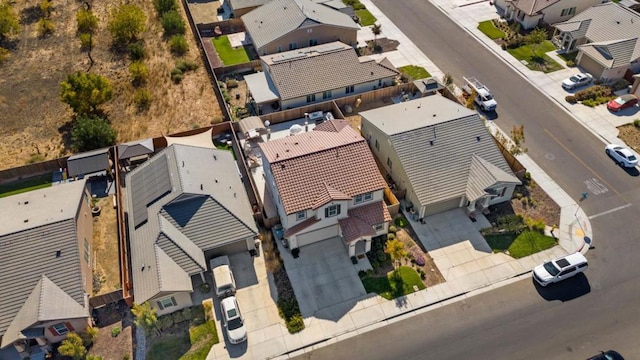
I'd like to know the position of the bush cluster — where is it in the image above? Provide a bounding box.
[343,0,366,10]
[493,19,524,49]
[573,85,614,107]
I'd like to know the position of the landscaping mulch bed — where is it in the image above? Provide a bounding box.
[484,178,561,229]
[357,37,400,55]
[618,124,640,152]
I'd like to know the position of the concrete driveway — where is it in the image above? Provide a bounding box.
[279,237,367,320]
[407,208,532,291]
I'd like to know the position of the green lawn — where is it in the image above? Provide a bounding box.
[477,20,505,40]
[356,9,377,26]
[398,65,432,81]
[211,36,250,66]
[362,266,426,300]
[0,174,52,198]
[558,51,578,63]
[507,41,564,73]
[147,320,218,360]
[485,230,557,258]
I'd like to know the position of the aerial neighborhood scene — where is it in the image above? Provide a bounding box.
[1,0,640,358]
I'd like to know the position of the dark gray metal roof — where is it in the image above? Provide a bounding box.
[130,154,172,228]
[361,97,519,206]
[117,138,154,160]
[0,180,89,344]
[125,144,259,303]
[67,147,110,177]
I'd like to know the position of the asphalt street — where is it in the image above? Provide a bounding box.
[293,0,640,358]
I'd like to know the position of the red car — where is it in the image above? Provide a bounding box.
[607,94,638,112]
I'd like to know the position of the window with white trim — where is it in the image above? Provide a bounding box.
[289,42,298,50]
[325,204,341,218]
[296,210,307,221]
[387,157,392,169]
[309,38,318,46]
[354,192,373,204]
[322,90,332,99]
[157,296,177,310]
[373,223,384,231]
[53,323,69,335]
[560,7,576,16]
[375,139,379,151]
[345,85,355,94]
[306,94,316,103]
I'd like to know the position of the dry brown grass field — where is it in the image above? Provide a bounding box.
[0,0,223,170]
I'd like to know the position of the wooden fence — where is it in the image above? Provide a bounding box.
[493,138,527,178]
[214,60,262,78]
[0,157,68,185]
[259,101,343,125]
[332,83,417,109]
[196,18,245,35]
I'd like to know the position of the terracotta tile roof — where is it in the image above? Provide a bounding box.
[313,119,351,133]
[260,122,387,214]
[339,201,391,242]
[284,217,321,238]
[312,183,352,209]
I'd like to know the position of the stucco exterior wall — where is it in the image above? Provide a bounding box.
[257,24,358,55]
[280,77,395,110]
[151,291,194,316]
[542,0,602,26]
[75,187,94,295]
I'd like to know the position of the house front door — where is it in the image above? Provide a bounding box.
[354,239,367,255]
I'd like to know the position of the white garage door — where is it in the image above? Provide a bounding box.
[296,225,340,247]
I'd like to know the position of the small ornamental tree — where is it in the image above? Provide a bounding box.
[60,72,113,115]
[526,27,547,57]
[132,302,159,335]
[371,23,382,48]
[384,238,407,271]
[71,115,117,152]
[57,333,87,360]
[108,4,146,45]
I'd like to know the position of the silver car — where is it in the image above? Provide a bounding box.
[220,296,247,344]
[562,73,592,90]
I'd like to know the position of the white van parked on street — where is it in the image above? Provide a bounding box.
[533,252,588,287]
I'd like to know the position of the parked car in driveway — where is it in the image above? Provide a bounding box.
[607,94,638,112]
[562,73,592,90]
[533,252,588,287]
[586,350,624,360]
[220,296,247,344]
[605,144,638,168]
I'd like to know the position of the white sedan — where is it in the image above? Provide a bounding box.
[562,73,592,90]
[605,144,638,168]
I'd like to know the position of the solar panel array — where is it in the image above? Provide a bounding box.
[131,155,172,228]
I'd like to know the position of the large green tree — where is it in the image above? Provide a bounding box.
[60,72,113,114]
[108,4,146,45]
[57,333,87,360]
[0,1,20,40]
[71,115,117,152]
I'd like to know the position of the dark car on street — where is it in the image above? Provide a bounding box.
[586,350,624,360]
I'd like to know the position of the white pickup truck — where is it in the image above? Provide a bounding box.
[210,256,236,298]
[463,76,497,112]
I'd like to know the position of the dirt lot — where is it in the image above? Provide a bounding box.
[0,0,223,170]
[92,196,120,294]
[618,123,640,152]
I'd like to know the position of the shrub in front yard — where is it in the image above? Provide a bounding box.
[388,225,397,234]
[574,85,612,102]
[277,297,305,333]
[634,119,640,128]
[387,233,395,241]
[611,79,630,91]
[565,95,577,104]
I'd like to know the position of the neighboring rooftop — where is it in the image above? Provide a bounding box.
[506,0,559,15]
[67,147,110,177]
[242,0,359,50]
[259,121,387,214]
[125,144,259,303]
[0,180,88,344]
[262,41,398,101]
[554,3,640,66]
[361,97,519,205]
[359,95,477,136]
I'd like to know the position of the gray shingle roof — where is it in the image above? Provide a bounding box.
[242,0,359,50]
[466,154,519,201]
[67,147,110,177]
[506,0,560,15]
[262,42,398,100]
[361,97,519,206]
[554,3,640,67]
[117,138,154,160]
[125,144,258,303]
[229,0,269,11]
[0,180,89,344]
